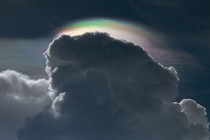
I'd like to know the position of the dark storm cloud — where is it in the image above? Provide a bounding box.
[1,0,210,100]
[1,0,209,100]
[17,33,209,140]
[0,70,50,140]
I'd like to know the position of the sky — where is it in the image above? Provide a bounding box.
[0,0,210,140]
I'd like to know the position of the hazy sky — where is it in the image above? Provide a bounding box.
[0,0,210,140]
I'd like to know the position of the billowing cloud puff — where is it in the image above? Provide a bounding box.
[0,70,50,140]
[17,33,209,140]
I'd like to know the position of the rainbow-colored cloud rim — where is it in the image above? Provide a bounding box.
[56,18,175,63]
[56,18,159,48]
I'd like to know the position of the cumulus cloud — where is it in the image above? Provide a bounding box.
[0,70,50,140]
[17,33,209,140]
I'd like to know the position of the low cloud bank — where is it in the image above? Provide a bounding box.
[0,70,50,140]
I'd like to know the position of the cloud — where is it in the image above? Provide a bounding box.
[17,33,209,140]
[180,99,208,126]
[0,70,50,140]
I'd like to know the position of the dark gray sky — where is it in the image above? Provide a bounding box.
[0,0,210,140]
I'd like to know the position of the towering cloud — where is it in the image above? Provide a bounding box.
[0,70,50,140]
[17,33,209,140]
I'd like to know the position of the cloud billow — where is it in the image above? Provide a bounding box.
[0,70,50,140]
[17,33,209,140]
